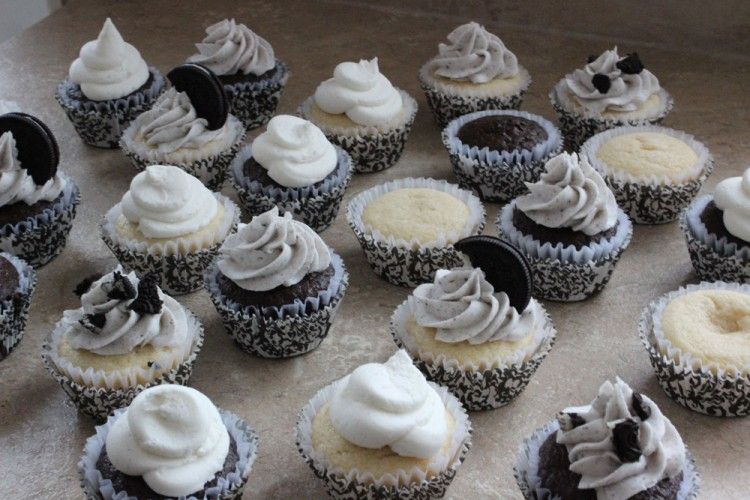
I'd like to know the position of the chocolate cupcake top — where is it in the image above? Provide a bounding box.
[0,130,66,207]
[556,378,685,500]
[188,19,275,77]
[516,152,617,236]
[456,115,548,152]
[714,168,750,243]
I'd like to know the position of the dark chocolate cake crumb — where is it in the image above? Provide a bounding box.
[129,274,163,315]
[632,392,652,421]
[613,418,642,463]
[80,313,106,332]
[107,272,137,301]
[616,53,644,74]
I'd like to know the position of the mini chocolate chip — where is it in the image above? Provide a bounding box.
[147,361,154,368]
[612,418,642,463]
[592,73,611,93]
[80,313,106,331]
[73,274,102,297]
[587,54,597,63]
[616,52,644,74]
[632,392,652,421]
[107,272,137,301]
[557,412,586,431]
[129,273,163,315]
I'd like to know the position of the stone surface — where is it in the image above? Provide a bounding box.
[0,1,749,498]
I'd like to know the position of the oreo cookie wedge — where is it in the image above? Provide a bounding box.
[0,112,59,185]
[454,235,533,311]
[167,63,228,130]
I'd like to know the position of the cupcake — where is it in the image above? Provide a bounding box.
[640,282,750,417]
[391,235,556,410]
[79,384,258,499]
[515,378,699,499]
[442,109,563,202]
[55,18,166,149]
[419,22,532,127]
[682,169,750,283]
[0,112,81,267]
[229,114,352,233]
[0,252,36,360]
[42,268,204,421]
[581,125,712,224]
[100,164,239,295]
[347,177,485,287]
[0,100,20,114]
[296,350,472,498]
[496,152,632,301]
[299,58,418,173]
[187,18,289,131]
[550,47,672,149]
[205,207,348,358]
[120,63,246,190]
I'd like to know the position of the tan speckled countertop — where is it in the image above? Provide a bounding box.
[1,1,749,498]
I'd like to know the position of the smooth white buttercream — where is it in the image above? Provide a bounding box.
[714,168,750,243]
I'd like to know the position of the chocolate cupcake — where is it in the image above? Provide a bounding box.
[0,252,36,360]
[56,18,166,148]
[442,110,562,202]
[205,207,348,358]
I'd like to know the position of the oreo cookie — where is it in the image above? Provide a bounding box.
[167,63,228,130]
[454,235,532,311]
[0,112,59,185]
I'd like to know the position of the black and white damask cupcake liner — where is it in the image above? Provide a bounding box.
[224,59,289,131]
[55,67,166,149]
[0,177,80,268]
[230,144,352,233]
[79,408,258,499]
[0,253,36,360]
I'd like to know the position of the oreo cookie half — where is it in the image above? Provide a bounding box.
[167,63,228,130]
[0,112,59,185]
[454,235,533,311]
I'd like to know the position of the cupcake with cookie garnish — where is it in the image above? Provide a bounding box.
[496,152,632,301]
[515,377,699,499]
[296,350,472,499]
[0,252,36,360]
[229,115,352,232]
[299,58,417,173]
[42,268,204,421]
[550,47,672,149]
[56,18,166,148]
[419,22,531,128]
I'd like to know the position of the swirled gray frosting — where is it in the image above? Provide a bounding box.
[188,18,275,76]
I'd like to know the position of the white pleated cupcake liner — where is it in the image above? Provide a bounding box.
[640,282,750,416]
[296,378,472,499]
[230,144,352,232]
[79,408,258,500]
[55,67,166,148]
[223,59,290,131]
[0,252,36,360]
[347,177,486,287]
[298,89,418,173]
[390,300,556,411]
[514,420,699,499]
[0,175,81,267]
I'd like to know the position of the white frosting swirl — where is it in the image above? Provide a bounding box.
[68,18,149,101]
[106,385,230,497]
[564,47,661,114]
[313,58,403,127]
[715,168,750,243]
[121,165,218,239]
[218,207,330,291]
[329,350,448,459]
[409,268,537,344]
[556,378,685,500]
[0,132,66,207]
[428,22,518,83]
[188,18,275,76]
[516,152,618,236]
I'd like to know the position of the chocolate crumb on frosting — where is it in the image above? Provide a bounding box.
[80,312,107,332]
[632,392,652,421]
[591,73,611,94]
[107,272,137,301]
[557,412,586,431]
[616,53,644,75]
[129,274,163,315]
[612,418,642,463]
[456,115,548,152]
[74,274,103,297]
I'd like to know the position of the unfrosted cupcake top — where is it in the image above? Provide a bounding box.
[715,168,750,243]
[188,19,275,76]
[68,18,149,101]
[0,131,66,207]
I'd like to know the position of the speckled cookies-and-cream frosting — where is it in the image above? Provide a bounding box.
[188,18,275,76]
[0,131,66,207]
[714,168,750,243]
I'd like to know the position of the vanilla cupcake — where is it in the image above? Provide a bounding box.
[0,252,36,360]
[42,269,204,421]
[101,165,239,295]
[419,22,531,127]
[296,350,472,498]
[299,58,418,173]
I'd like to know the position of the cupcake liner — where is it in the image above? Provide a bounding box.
[42,309,204,422]
[298,89,418,173]
[230,144,352,233]
[0,175,81,267]
[347,177,486,287]
[640,282,750,416]
[296,379,472,499]
[120,114,246,191]
[55,67,166,149]
[0,253,36,360]
[205,253,348,358]
[224,59,290,131]
[390,300,556,411]
[79,408,258,500]
[514,420,699,499]
[442,110,563,203]
[497,202,633,301]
